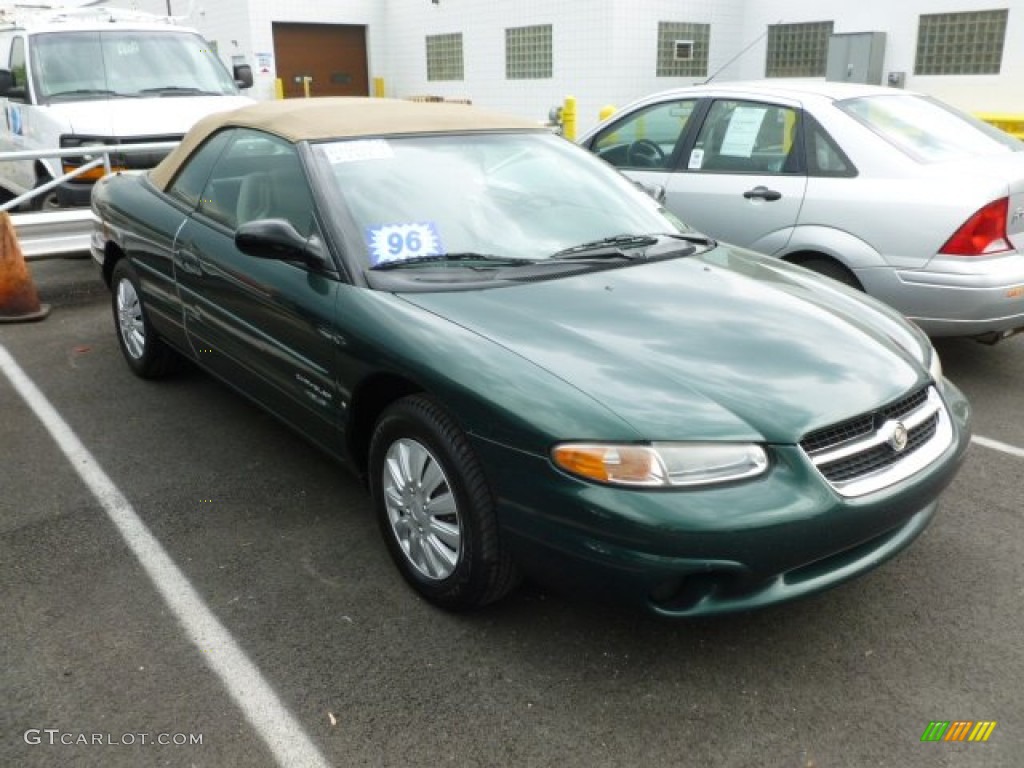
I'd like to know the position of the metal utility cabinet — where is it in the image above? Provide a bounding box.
[826,32,886,85]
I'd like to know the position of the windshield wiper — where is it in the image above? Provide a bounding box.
[369,252,537,271]
[47,88,134,99]
[549,232,712,263]
[140,86,223,96]
[551,234,660,260]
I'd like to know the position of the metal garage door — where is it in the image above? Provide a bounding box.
[272,23,369,99]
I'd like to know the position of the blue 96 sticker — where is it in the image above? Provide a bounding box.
[366,222,444,266]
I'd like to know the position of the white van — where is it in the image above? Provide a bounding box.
[0,4,254,209]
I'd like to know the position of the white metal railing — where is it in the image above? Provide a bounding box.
[1,142,178,259]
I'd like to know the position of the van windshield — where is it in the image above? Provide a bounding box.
[30,30,239,103]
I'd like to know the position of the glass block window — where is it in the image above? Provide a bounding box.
[506,24,552,80]
[426,33,464,81]
[765,21,834,78]
[656,22,710,77]
[915,9,1008,75]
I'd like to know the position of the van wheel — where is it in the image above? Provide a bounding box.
[30,181,61,212]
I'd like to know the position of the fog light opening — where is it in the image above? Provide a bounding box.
[649,571,738,612]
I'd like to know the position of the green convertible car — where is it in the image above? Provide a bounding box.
[91,98,970,617]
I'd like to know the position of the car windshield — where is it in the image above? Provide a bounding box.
[838,94,1022,163]
[31,30,239,103]
[311,131,690,269]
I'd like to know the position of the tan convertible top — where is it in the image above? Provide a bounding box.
[149,97,542,190]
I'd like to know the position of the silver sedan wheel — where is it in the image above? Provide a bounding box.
[381,437,462,581]
[116,277,146,360]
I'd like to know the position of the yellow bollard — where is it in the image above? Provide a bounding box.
[975,112,1024,139]
[274,78,284,100]
[373,77,386,98]
[562,95,577,141]
[598,104,617,122]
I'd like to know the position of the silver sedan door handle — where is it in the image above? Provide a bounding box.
[743,186,782,202]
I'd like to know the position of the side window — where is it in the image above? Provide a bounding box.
[200,129,314,236]
[9,36,27,100]
[689,100,802,175]
[805,116,857,177]
[167,129,233,209]
[589,100,697,170]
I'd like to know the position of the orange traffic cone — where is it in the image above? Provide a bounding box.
[0,211,50,322]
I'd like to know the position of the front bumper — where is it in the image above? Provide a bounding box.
[857,253,1024,338]
[474,380,970,617]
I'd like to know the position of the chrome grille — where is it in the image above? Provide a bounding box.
[800,386,951,497]
[801,386,928,455]
[816,412,939,483]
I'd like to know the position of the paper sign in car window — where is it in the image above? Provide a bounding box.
[366,222,444,266]
[719,107,767,158]
[323,139,394,164]
[687,148,704,169]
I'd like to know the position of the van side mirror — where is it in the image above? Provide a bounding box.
[0,69,26,100]
[233,63,254,90]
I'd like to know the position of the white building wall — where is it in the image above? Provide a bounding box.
[381,0,746,132]
[94,0,1024,127]
[380,0,614,127]
[736,0,1024,113]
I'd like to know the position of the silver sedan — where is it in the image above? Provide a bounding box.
[578,81,1024,342]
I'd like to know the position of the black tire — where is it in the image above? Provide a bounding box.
[110,259,180,379]
[798,256,863,290]
[368,395,519,610]
[30,175,60,212]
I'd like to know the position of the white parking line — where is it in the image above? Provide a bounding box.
[0,345,331,768]
[972,434,1024,459]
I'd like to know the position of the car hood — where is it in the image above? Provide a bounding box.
[51,95,254,137]
[399,248,927,443]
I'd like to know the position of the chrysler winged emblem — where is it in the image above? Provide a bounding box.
[882,419,909,452]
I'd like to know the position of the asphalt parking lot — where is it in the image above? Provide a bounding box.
[2,257,1022,768]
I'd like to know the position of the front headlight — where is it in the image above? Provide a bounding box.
[551,442,768,488]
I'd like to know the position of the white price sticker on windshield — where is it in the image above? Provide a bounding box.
[366,222,444,266]
[323,139,394,164]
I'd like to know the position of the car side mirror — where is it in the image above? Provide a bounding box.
[233,63,254,90]
[633,180,667,204]
[235,219,328,270]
